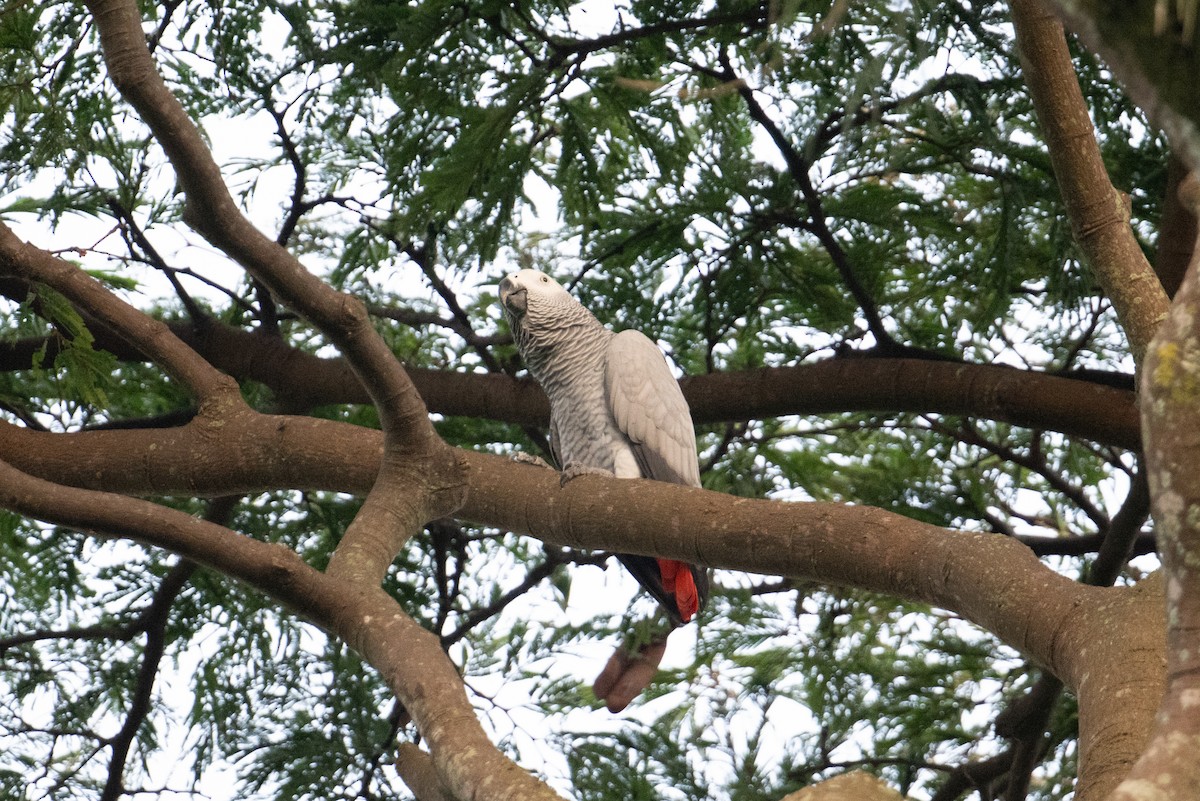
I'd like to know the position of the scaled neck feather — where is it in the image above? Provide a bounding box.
[513,294,612,383]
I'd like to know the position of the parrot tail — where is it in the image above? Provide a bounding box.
[657,558,700,622]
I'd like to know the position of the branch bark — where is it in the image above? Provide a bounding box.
[0,456,565,801]
[394,744,453,801]
[163,328,1153,454]
[82,0,467,589]
[0,313,1139,449]
[0,412,1162,799]
[1011,0,1170,366]
[0,413,1144,678]
[1012,3,1200,796]
[1037,0,1200,170]
[0,223,241,410]
[1125,177,1200,797]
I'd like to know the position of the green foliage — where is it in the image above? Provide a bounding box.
[0,0,1153,799]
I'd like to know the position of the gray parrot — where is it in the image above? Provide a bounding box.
[498,268,708,625]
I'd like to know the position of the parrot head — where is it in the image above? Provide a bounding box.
[498,269,567,320]
[498,268,603,354]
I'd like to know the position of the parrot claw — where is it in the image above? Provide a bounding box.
[511,452,555,470]
[560,462,615,487]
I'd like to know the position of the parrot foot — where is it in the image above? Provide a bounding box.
[511,452,555,470]
[560,462,615,487]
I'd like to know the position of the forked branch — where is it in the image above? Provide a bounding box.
[82,0,467,586]
[0,456,565,801]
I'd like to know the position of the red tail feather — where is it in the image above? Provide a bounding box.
[657,558,699,622]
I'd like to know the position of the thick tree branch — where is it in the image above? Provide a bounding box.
[1004,4,1200,795]
[465,457,1093,674]
[1154,155,1198,298]
[0,412,1163,799]
[0,413,1136,675]
[394,743,453,801]
[464,455,1163,801]
[82,0,430,436]
[679,358,1140,450]
[1128,183,1200,798]
[0,457,565,801]
[190,338,1140,452]
[1038,0,1200,169]
[1011,0,1170,365]
[0,223,240,409]
[0,312,1138,449]
[83,0,466,588]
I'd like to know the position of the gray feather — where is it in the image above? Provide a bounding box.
[605,330,701,487]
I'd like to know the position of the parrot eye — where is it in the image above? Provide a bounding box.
[541,276,549,282]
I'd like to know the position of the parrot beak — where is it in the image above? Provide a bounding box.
[499,275,527,316]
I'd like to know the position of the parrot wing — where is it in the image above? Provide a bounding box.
[605,329,707,624]
[604,329,701,488]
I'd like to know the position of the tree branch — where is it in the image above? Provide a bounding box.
[0,456,565,801]
[0,412,1137,677]
[995,673,1063,801]
[83,0,467,587]
[932,417,1110,531]
[0,409,1164,800]
[100,553,201,801]
[1037,0,1200,169]
[1154,154,1198,299]
[1011,0,1170,365]
[0,313,1138,448]
[930,750,1014,801]
[466,454,1163,801]
[1129,168,1200,798]
[394,743,453,801]
[366,303,511,348]
[1086,466,1151,586]
[0,222,239,409]
[105,195,206,323]
[1019,530,1155,558]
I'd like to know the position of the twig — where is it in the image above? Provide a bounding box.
[105,195,205,322]
[706,52,894,348]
